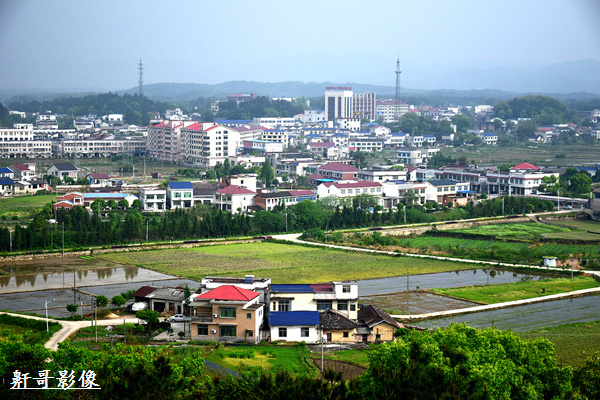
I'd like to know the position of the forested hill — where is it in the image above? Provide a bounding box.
[6,93,180,126]
[494,95,582,124]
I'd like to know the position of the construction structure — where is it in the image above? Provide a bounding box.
[138,59,144,97]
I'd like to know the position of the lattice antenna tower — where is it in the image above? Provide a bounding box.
[138,59,144,96]
[395,55,401,101]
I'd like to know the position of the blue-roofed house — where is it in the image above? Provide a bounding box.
[476,132,498,145]
[0,167,14,179]
[167,181,194,209]
[268,311,321,343]
[269,282,358,320]
[0,177,15,195]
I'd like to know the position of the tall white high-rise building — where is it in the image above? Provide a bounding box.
[325,87,353,121]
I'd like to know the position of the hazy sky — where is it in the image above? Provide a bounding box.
[1,0,599,91]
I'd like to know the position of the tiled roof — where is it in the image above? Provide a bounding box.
[217,185,255,195]
[132,286,158,298]
[287,190,315,196]
[427,179,459,187]
[318,162,358,173]
[89,173,110,179]
[52,163,77,171]
[307,174,326,180]
[256,191,292,199]
[320,310,358,330]
[11,164,31,171]
[358,305,403,329]
[146,287,186,301]
[512,162,541,170]
[0,167,13,173]
[197,285,259,301]
[269,311,320,326]
[0,178,15,185]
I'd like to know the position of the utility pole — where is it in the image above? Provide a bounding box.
[62,222,64,258]
[146,219,149,242]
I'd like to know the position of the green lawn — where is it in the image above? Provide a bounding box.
[204,344,315,375]
[101,242,478,283]
[0,194,55,218]
[431,277,600,304]
[520,319,600,368]
[321,345,378,368]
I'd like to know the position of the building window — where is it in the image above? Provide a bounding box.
[343,332,349,338]
[376,334,381,340]
[220,307,236,318]
[350,303,356,311]
[301,327,309,337]
[337,301,348,311]
[278,327,287,337]
[247,330,253,337]
[278,299,291,312]
[220,326,236,337]
[197,325,208,336]
[247,313,252,319]
[317,300,332,311]
[342,285,351,293]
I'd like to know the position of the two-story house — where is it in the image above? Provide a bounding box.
[189,285,265,343]
[167,182,194,209]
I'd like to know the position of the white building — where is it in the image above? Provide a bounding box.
[397,147,440,165]
[325,87,353,121]
[166,182,194,209]
[181,123,242,167]
[139,187,166,212]
[214,185,255,213]
[376,100,408,122]
[486,162,558,196]
[317,181,384,206]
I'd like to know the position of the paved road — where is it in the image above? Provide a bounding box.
[0,311,138,351]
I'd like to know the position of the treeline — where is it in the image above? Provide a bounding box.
[6,92,184,126]
[2,324,599,399]
[211,96,308,120]
[0,196,554,253]
[494,95,581,125]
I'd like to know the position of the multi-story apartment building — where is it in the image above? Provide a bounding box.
[357,168,407,182]
[317,181,384,206]
[181,122,241,167]
[376,100,408,122]
[0,141,52,158]
[147,120,196,163]
[349,137,384,152]
[352,92,376,120]
[486,163,558,196]
[0,124,35,142]
[53,138,146,157]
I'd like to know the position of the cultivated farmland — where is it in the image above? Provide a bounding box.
[100,242,478,283]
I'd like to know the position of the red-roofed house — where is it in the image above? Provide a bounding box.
[86,173,112,186]
[214,185,255,213]
[181,123,242,167]
[9,164,36,181]
[188,285,264,342]
[54,192,84,211]
[317,181,384,206]
[511,162,542,172]
[317,162,358,181]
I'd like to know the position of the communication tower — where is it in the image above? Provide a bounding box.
[395,56,401,101]
[138,59,144,96]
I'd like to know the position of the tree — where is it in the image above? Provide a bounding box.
[516,119,538,139]
[350,151,368,169]
[132,199,142,209]
[358,323,572,400]
[573,352,600,399]
[118,199,129,209]
[259,159,275,188]
[91,199,106,215]
[111,295,126,307]
[568,173,592,197]
[297,175,308,187]
[136,309,160,331]
[66,304,79,314]
[451,114,472,132]
[95,295,109,308]
[540,175,561,195]
[223,158,231,176]
[107,199,118,209]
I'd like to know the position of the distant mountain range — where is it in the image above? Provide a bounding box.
[1,59,598,105]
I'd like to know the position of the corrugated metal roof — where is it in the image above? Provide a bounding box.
[270,284,313,293]
[168,182,194,190]
[269,311,320,326]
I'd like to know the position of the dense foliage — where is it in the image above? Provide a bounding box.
[213,96,307,120]
[6,93,183,126]
[1,323,599,399]
[0,196,555,253]
[494,95,581,125]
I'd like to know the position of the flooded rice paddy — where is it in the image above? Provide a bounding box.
[359,291,479,315]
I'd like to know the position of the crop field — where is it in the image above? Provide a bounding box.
[431,277,600,304]
[445,222,572,239]
[520,319,600,368]
[397,236,600,260]
[101,242,478,283]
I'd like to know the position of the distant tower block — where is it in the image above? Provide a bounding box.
[138,59,144,96]
[395,56,401,101]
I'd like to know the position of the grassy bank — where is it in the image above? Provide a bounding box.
[101,242,478,283]
[431,277,600,304]
[0,313,62,345]
[520,319,600,368]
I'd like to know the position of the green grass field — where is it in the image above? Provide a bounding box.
[321,345,378,368]
[446,222,572,239]
[101,242,479,283]
[520,319,600,368]
[204,344,315,375]
[0,194,55,218]
[431,277,600,304]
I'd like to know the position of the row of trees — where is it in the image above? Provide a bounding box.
[0,196,555,252]
[207,96,308,121]
[2,323,599,399]
[540,167,595,198]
